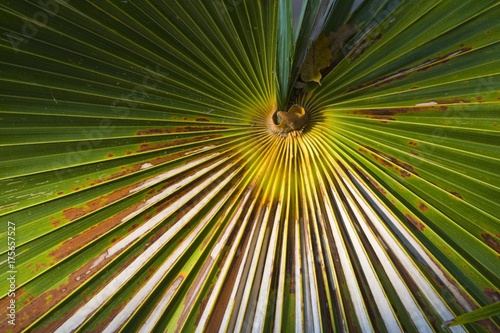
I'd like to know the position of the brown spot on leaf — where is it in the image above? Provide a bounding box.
[358,144,417,177]
[195,286,213,325]
[136,126,225,135]
[418,203,429,212]
[351,105,448,117]
[62,184,137,222]
[88,149,205,188]
[398,169,411,177]
[408,141,418,146]
[51,182,166,262]
[481,233,500,253]
[450,191,463,199]
[26,262,50,274]
[484,288,500,303]
[108,153,114,158]
[404,213,425,231]
[348,48,471,91]
[137,135,219,152]
[435,97,470,104]
[196,117,210,122]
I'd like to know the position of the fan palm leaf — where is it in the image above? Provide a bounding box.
[0,0,499,332]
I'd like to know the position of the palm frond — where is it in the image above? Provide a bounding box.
[0,0,499,332]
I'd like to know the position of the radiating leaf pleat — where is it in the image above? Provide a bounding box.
[1,0,499,332]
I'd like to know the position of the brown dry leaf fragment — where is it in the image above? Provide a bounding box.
[268,105,309,136]
[300,33,332,83]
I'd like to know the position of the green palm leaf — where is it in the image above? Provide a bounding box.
[0,0,499,332]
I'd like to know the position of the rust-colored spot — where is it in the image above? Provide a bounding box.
[476,96,484,102]
[52,188,145,261]
[358,144,417,176]
[88,149,205,188]
[348,48,471,91]
[481,233,500,253]
[62,207,85,221]
[418,202,429,212]
[51,219,61,228]
[195,288,213,325]
[398,168,411,178]
[350,105,448,117]
[404,213,425,231]
[435,97,470,104]
[72,187,80,191]
[136,126,224,135]
[371,153,393,168]
[108,153,114,158]
[63,164,220,265]
[57,191,64,195]
[196,117,210,122]
[126,150,132,155]
[137,135,220,152]
[137,128,171,135]
[26,262,50,274]
[408,141,418,146]
[89,178,103,186]
[410,150,419,156]
[450,191,463,199]
[62,184,136,222]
